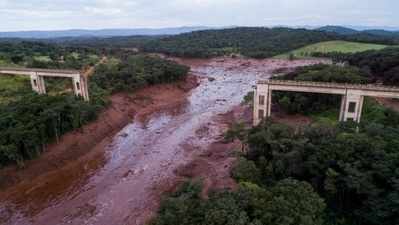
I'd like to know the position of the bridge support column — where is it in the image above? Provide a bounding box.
[253,84,271,126]
[339,91,364,123]
[72,75,90,101]
[30,73,46,94]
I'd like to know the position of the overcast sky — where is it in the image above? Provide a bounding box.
[0,0,398,31]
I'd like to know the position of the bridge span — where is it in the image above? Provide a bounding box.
[254,79,399,125]
[0,67,89,101]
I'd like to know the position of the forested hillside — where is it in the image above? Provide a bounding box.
[4,27,397,60]
[92,55,188,93]
[312,48,399,84]
[332,48,399,85]
[142,27,336,58]
[141,27,399,58]
[0,41,102,69]
[318,25,399,38]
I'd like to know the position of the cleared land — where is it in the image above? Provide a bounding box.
[276,40,388,59]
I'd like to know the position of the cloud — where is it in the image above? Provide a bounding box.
[0,0,397,31]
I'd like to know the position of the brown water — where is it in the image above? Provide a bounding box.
[0,58,326,225]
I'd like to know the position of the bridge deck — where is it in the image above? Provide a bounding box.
[0,67,82,79]
[0,67,80,75]
[259,79,399,93]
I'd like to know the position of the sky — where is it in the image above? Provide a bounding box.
[0,0,398,31]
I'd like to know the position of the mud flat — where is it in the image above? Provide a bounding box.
[0,57,328,225]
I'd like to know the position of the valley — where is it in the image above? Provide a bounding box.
[0,57,324,225]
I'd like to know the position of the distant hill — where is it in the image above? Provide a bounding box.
[0,27,212,39]
[317,26,358,35]
[364,29,399,37]
[317,25,399,37]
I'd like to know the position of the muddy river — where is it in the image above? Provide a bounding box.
[0,58,326,225]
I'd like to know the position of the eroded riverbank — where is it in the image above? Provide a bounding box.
[0,57,328,225]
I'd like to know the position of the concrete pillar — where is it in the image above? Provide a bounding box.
[339,94,346,121]
[339,90,364,123]
[267,89,272,117]
[80,76,90,102]
[356,96,364,123]
[253,84,271,126]
[72,74,89,101]
[30,73,46,94]
[37,75,46,94]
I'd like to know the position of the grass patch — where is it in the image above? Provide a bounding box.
[70,52,80,59]
[0,75,32,104]
[310,109,340,126]
[305,97,398,126]
[107,57,121,66]
[0,59,17,67]
[275,41,388,59]
[45,77,74,96]
[33,55,52,62]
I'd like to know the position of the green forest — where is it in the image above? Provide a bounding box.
[140,27,399,58]
[311,48,399,83]
[152,113,399,225]
[0,41,102,69]
[5,27,397,61]
[92,55,189,93]
[0,42,189,167]
[329,48,399,85]
[142,27,336,58]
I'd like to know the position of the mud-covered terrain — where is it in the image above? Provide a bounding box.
[0,57,327,225]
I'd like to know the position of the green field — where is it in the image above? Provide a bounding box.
[275,40,388,59]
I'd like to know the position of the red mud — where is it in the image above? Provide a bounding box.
[0,75,199,223]
[0,57,328,225]
[375,97,399,112]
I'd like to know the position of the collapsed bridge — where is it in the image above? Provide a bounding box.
[253,79,399,125]
[0,67,89,101]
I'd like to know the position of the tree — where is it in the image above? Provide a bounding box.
[240,180,326,225]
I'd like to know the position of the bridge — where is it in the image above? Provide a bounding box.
[253,79,399,125]
[0,67,89,101]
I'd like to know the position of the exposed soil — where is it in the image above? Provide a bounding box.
[0,57,328,225]
[269,104,314,128]
[174,105,253,196]
[375,97,399,112]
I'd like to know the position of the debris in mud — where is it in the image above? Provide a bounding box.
[63,203,97,222]
[240,62,251,67]
[0,207,12,224]
[119,133,129,138]
[195,125,210,138]
[123,169,135,178]
[208,77,216,82]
